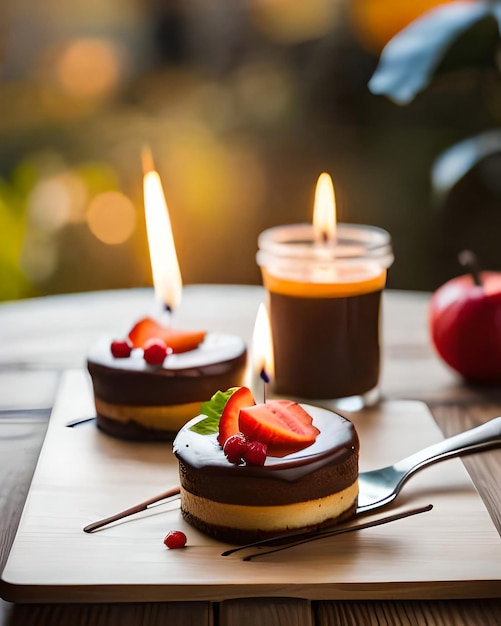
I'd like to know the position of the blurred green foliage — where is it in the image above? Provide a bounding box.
[0,176,31,300]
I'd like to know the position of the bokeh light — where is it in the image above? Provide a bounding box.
[55,38,123,101]
[27,173,87,232]
[250,0,340,43]
[1,0,499,300]
[86,190,136,245]
[350,0,457,52]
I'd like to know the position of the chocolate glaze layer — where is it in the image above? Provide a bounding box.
[268,290,381,399]
[87,332,247,406]
[173,405,359,506]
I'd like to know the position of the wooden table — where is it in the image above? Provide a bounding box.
[0,285,500,625]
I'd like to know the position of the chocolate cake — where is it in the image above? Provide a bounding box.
[173,404,359,544]
[87,332,247,441]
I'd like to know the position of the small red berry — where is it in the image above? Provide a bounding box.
[110,338,133,358]
[163,530,187,549]
[223,433,248,465]
[143,338,168,365]
[243,440,267,466]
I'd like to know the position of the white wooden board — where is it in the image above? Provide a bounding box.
[1,370,500,602]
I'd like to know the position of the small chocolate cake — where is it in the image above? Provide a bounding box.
[173,405,359,544]
[87,333,247,441]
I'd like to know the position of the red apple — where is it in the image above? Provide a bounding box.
[429,270,501,383]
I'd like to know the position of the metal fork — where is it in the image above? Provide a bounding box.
[84,416,501,533]
[357,416,501,514]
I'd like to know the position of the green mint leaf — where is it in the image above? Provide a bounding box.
[189,388,238,435]
[188,416,219,435]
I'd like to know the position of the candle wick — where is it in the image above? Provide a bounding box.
[260,367,270,404]
[260,368,270,384]
[160,302,174,328]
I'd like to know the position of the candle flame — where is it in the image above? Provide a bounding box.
[142,148,182,311]
[252,303,274,381]
[313,172,336,243]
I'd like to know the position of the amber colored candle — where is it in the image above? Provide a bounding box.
[257,223,393,407]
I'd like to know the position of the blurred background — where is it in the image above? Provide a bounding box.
[2,0,501,302]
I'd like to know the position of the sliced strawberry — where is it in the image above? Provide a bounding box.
[238,400,320,457]
[128,317,206,353]
[217,386,255,446]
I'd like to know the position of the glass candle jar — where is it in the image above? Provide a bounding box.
[257,223,394,411]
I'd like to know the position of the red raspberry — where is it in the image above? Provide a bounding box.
[110,338,133,358]
[143,338,168,365]
[223,433,248,465]
[163,530,187,549]
[243,441,267,466]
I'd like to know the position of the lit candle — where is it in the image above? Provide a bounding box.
[252,303,274,401]
[86,150,248,442]
[142,148,182,312]
[256,173,394,410]
[313,172,336,244]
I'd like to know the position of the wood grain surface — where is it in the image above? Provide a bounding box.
[1,371,500,603]
[1,286,500,625]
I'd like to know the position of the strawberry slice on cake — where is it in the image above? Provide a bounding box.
[239,400,320,457]
[213,386,320,459]
[128,316,206,353]
[217,386,255,446]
